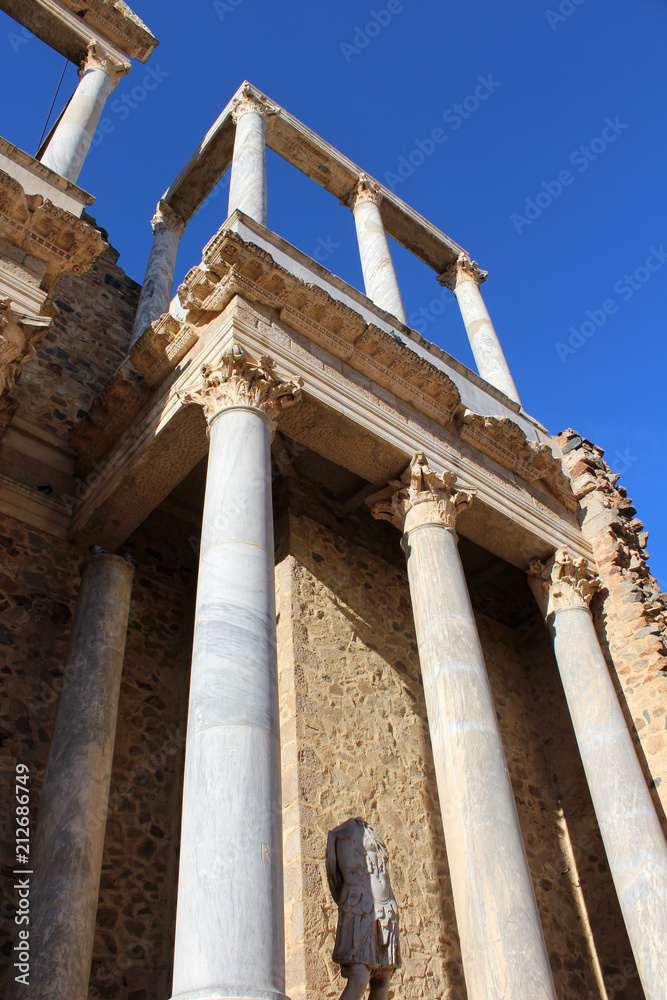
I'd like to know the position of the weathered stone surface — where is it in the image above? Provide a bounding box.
[557,428,667,825]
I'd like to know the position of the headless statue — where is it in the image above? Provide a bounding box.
[326,817,400,1000]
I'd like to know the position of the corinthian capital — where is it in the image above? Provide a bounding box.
[529,545,600,614]
[366,452,476,534]
[231,86,273,122]
[343,173,382,211]
[437,253,488,291]
[80,40,129,84]
[151,199,186,237]
[178,345,302,426]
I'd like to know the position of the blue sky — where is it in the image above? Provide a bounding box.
[2,0,665,585]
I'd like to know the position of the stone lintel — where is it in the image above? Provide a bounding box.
[162,81,467,275]
[0,0,158,63]
[69,296,592,565]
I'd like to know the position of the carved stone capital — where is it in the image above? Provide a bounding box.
[80,40,130,84]
[231,87,272,123]
[366,452,476,534]
[151,199,186,238]
[343,173,382,211]
[437,253,488,291]
[178,345,302,427]
[529,545,600,615]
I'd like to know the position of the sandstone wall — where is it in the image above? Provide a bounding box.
[275,480,640,1000]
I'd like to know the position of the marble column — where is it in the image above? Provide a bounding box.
[438,254,521,404]
[346,174,406,324]
[368,454,557,1000]
[172,346,301,1000]
[228,91,268,226]
[529,547,667,1000]
[5,553,134,1000]
[130,200,186,349]
[40,41,128,184]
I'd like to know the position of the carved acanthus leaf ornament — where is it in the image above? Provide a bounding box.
[178,345,302,425]
[437,253,488,291]
[367,451,476,533]
[529,545,600,614]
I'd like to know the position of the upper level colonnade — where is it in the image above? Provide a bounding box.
[130,81,522,406]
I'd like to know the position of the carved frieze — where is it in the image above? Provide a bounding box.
[367,451,476,533]
[178,344,302,426]
[457,408,577,511]
[529,545,600,614]
[130,312,198,387]
[0,170,107,288]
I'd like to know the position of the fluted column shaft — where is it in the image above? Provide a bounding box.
[130,200,186,349]
[4,554,134,1000]
[347,174,406,323]
[228,93,267,226]
[439,254,521,404]
[40,42,128,183]
[529,549,667,1000]
[172,348,301,1000]
[368,455,556,1000]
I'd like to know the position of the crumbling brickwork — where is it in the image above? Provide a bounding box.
[559,429,667,826]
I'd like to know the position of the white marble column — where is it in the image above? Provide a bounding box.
[368,454,557,1000]
[40,41,129,184]
[4,553,134,1000]
[130,200,186,349]
[529,547,667,1000]
[346,174,406,324]
[438,254,521,404]
[172,346,301,1000]
[228,91,268,226]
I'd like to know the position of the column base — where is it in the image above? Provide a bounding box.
[171,991,289,1000]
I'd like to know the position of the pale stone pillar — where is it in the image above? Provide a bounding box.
[130,200,186,349]
[228,91,268,226]
[529,547,667,1000]
[438,254,521,404]
[368,454,557,1000]
[5,553,134,1000]
[40,41,129,184]
[172,346,301,1000]
[345,174,406,323]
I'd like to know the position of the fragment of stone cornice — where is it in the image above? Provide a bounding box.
[177,228,462,424]
[0,170,107,288]
[0,137,95,218]
[69,361,151,476]
[130,313,198,388]
[457,409,577,511]
[1,0,158,63]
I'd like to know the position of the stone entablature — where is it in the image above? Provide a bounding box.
[0,0,158,63]
[175,228,463,427]
[457,409,576,511]
[0,137,95,219]
[130,312,197,388]
[0,170,107,289]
